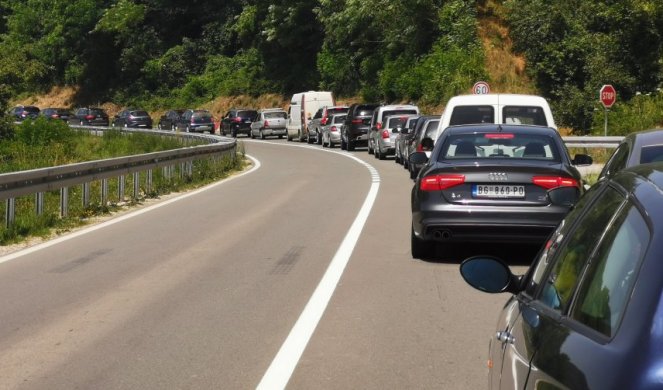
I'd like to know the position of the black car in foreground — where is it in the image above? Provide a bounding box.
[460,162,663,389]
[409,124,592,259]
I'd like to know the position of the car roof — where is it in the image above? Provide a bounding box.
[260,108,285,112]
[445,94,550,106]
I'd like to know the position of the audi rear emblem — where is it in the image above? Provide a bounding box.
[489,172,508,181]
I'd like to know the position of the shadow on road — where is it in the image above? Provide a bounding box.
[420,241,541,267]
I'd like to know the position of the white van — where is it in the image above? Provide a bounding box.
[286,91,335,142]
[434,94,556,140]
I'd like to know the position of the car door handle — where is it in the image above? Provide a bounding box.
[496,331,515,344]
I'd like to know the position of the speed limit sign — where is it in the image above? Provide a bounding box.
[473,81,490,95]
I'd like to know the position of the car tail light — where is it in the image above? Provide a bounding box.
[85,114,94,120]
[233,117,242,123]
[264,120,270,127]
[51,114,58,119]
[321,117,328,125]
[532,176,579,189]
[416,143,423,152]
[352,119,363,124]
[331,126,338,132]
[381,130,390,139]
[376,122,382,130]
[420,174,465,191]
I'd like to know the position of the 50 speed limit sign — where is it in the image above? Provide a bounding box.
[472,81,490,95]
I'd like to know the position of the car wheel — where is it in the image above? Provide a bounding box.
[172,124,176,131]
[307,132,313,144]
[250,131,255,139]
[80,120,84,126]
[231,129,237,138]
[340,137,347,150]
[278,135,283,139]
[316,131,322,145]
[347,140,355,151]
[411,228,434,259]
[260,130,266,140]
[124,123,128,128]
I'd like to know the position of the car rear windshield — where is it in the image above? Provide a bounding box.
[25,106,40,113]
[503,106,548,126]
[239,110,258,118]
[193,112,212,120]
[439,132,560,162]
[90,108,106,115]
[423,120,440,139]
[354,105,378,116]
[327,108,348,115]
[333,115,346,124]
[640,145,663,164]
[449,106,494,126]
[383,109,417,119]
[131,110,149,116]
[264,111,287,119]
[386,116,411,128]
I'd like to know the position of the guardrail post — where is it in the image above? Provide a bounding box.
[60,187,68,218]
[101,179,108,205]
[82,182,90,208]
[118,175,125,202]
[35,192,44,216]
[5,198,15,228]
[180,163,185,179]
[187,161,193,178]
[133,172,140,199]
[147,169,153,194]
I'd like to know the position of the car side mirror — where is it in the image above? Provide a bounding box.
[421,137,434,151]
[548,186,580,207]
[409,151,429,166]
[459,256,521,294]
[572,154,593,166]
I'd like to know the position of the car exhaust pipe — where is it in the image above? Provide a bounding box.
[433,229,452,241]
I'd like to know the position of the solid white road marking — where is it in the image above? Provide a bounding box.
[255,142,381,390]
[0,156,262,265]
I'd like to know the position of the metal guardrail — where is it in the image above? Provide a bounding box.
[562,136,624,148]
[1,125,237,227]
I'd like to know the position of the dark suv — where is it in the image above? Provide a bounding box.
[112,109,153,129]
[341,103,379,151]
[221,109,258,137]
[69,107,109,126]
[10,105,40,121]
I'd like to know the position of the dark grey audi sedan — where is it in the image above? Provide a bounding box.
[460,162,663,389]
[409,124,592,259]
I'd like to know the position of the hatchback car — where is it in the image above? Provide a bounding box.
[341,103,379,151]
[321,113,346,148]
[70,107,109,127]
[598,128,663,181]
[221,109,258,137]
[373,114,418,160]
[250,108,288,139]
[175,109,215,133]
[9,105,40,121]
[409,124,592,259]
[307,106,349,145]
[39,108,72,122]
[112,109,153,129]
[460,162,663,389]
[158,109,185,130]
[368,104,420,155]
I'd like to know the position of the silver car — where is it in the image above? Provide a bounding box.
[321,114,346,148]
[250,108,288,139]
[373,114,418,160]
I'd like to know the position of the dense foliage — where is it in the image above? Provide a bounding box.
[0,0,662,132]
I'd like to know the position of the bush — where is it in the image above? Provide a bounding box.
[16,117,78,148]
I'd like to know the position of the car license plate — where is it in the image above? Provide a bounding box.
[472,185,525,198]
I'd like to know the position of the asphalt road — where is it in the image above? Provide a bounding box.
[0,138,537,389]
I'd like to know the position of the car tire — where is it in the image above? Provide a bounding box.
[260,130,266,140]
[307,132,313,144]
[411,228,434,259]
[250,131,255,139]
[80,120,84,126]
[278,135,283,139]
[347,140,355,151]
[316,131,322,145]
[231,129,237,138]
[341,137,347,150]
[172,124,176,131]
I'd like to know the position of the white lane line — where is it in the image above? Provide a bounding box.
[0,155,262,265]
[257,145,381,390]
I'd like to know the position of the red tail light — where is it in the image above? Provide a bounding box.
[264,120,270,128]
[352,119,363,124]
[376,122,382,130]
[420,174,465,191]
[321,117,328,125]
[417,144,423,152]
[381,130,390,139]
[85,115,94,120]
[51,114,59,119]
[532,176,579,189]
[233,117,242,123]
[331,126,338,132]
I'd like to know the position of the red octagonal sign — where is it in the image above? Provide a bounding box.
[600,84,617,108]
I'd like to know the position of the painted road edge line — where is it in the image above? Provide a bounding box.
[0,155,262,265]
[257,152,380,390]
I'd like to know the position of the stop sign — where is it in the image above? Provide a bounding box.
[600,84,617,108]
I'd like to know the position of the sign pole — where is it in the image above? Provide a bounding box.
[604,108,608,136]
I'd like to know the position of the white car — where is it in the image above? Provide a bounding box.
[368,104,420,156]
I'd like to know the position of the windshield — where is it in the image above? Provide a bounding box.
[440,132,560,161]
[264,111,287,119]
[503,106,548,126]
[449,106,494,125]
